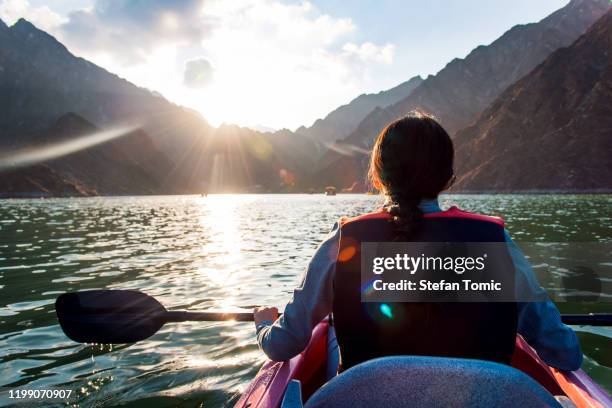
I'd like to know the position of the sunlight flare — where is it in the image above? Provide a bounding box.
[0,125,141,170]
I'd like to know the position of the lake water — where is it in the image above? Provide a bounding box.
[0,194,610,407]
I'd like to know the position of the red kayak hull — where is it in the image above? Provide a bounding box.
[235,320,611,408]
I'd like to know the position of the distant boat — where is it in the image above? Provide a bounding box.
[325,186,336,196]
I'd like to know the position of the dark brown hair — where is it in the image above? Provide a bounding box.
[368,111,454,238]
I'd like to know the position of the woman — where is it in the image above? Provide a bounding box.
[254,111,582,371]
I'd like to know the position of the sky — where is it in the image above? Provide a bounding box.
[0,0,568,131]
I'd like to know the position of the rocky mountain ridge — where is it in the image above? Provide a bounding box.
[452,9,612,192]
[308,0,611,191]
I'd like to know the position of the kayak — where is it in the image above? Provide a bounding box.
[235,318,611,408]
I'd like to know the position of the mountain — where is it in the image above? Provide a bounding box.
[295,76,423,144]
[452,10,612,192]
[0,113,175,196]
[2,0,609,196]
[0,17,319,195]
[0,165,96,198]
[0,18,211,159]
[310,0,611,191]
[364,0,610,137]
[169,124,319,193]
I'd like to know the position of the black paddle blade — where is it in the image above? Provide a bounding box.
[55,290,167,344]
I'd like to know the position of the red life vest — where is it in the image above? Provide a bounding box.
[332,206,518,369]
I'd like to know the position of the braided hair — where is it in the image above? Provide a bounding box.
[368,111,454,240]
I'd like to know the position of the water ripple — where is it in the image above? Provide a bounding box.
[0,194,610,406]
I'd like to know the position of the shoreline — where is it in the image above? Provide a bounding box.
[1,190,612,200]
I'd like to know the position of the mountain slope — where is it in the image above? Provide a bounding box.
[295,76,423,144]
[0,164,96,198]
[453,9,612,192]
[310,0,611,190]
[364,0,610,137]
[0,17,212,160]
[0,113,175,196]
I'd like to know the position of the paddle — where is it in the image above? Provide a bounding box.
[55,289,262,344]
[55,290,611,344]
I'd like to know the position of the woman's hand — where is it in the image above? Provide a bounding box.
[254,306,279,325]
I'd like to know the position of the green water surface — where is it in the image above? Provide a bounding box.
[0,194,610,407]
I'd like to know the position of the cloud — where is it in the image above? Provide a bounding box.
[187,0,397,128]
[0,0,65,31]
[1,0,398,129]
[342,42,395,64]
[58,0,210,65]
[183,57,214,88]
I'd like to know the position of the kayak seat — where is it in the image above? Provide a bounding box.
[301,356,563,408]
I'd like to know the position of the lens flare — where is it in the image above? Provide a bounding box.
[323,141,370,157]
[379,303,393,319]
[0,125,141,170]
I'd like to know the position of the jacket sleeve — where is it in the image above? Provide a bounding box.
[506,230,583,371]
[256,222,340,361]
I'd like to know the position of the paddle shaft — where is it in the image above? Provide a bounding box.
[561,313,611,326]
[164,311,610,325]
[164,311,282,322]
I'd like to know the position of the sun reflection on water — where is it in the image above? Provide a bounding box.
[196,195,258,309]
